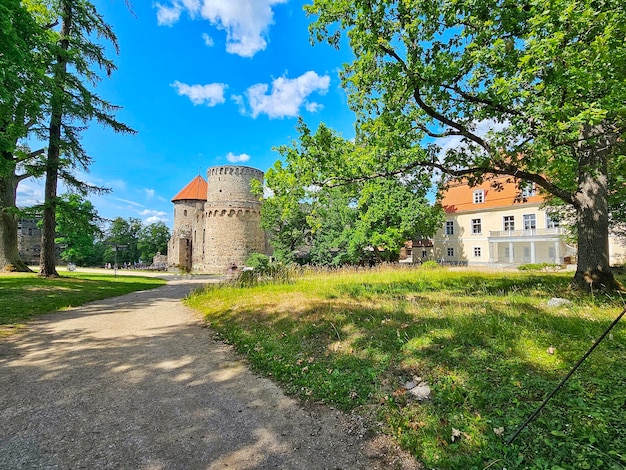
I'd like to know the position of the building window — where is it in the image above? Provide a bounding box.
[473,189,485,204]
[523,214,537,230]
[546,213,560,229]
[445,221,454,235]
[504,247,512,258]
[503,215,515,231]
[447,247,454,257]
[474,247,481,257]
[183,209,188,216]
[471,218,482,234]
[422,250,427,258]
[521,183,536,197]
[549,246,556,259]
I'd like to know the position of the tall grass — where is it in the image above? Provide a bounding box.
[186,265,626,469]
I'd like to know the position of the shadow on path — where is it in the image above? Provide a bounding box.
[0,279,396,469]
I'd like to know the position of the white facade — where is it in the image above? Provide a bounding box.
[432,178,626,267]
[433,202,574,266]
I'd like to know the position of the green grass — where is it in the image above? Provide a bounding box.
[186,266,626,469]
[0,272,166,332]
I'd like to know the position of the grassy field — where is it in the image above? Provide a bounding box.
[0,271,167,334]
[186,265,626,470]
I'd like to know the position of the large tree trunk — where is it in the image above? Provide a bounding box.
[572,125,619,291]
[39,2,72,277]
[0,169,31,272]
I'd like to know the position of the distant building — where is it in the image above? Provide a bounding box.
[167,165,267,273]
[430,176,626,267]
[17,219,42,265]
[17,218,63,265]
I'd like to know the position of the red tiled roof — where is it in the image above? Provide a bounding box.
[171,175,208,202]
[441,175,545,213]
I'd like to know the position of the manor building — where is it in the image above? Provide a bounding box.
[167,165,266,273]
[427,176,626,267]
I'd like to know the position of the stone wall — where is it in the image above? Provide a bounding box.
[168,200,203,270]
[200,165,265,273]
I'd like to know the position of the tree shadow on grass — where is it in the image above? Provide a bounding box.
[203,291,626,469]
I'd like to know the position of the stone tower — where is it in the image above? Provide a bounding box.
[168,175,207,271]
[203,165,265,272]
[167,165,265,273]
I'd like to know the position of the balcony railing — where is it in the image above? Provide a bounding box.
[489,227,565,238]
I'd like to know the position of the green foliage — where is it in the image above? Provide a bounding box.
[137,221,170,263]
[245,253,271,272]
[420,260,440,269]
[53,193,103,265]
[235,255,294,287]
[304,0,626,289]
[104,217,142,264]
[263,120,444,266]
[518,263,561,272]
[186,266,626,468]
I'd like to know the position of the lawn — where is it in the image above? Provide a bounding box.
[0,271,167,334]
[185,265,626,470]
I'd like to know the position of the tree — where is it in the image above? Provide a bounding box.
[104,217,142,265]
[138,221,170,264]
[38,0,134,277]
[254,160,312,264]
[305,0,626,290]
[54,193,103,266]
[263,121,443,266]
[0,0,48,271]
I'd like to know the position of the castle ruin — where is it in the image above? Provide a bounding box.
[167,165,266,273]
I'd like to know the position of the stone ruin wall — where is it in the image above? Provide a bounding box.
[199,165,265,273]
[168,200,203,270]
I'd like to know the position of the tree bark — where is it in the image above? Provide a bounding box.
[0,167,31,272]
[572,125,619,291]
[39,2,72,277]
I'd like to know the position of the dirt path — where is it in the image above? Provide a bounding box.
[0,277,417,469]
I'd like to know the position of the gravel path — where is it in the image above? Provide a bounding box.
[0,276,418,470]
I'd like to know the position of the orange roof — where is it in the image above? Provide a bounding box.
[441,175,545,213]
[171,175,208,202]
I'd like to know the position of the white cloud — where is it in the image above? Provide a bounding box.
[112,197,144,208]
[226,152,250,163]
[145,215,169,224]
[156,3,182,26]
[155,0,286,57]
[246,71,330,119]
[142,209,169,224]
[16,182,44,207]
[202,32,214,47]
[231,94,245,114]
[171,81,226,106]
[140,209,168,217]
[305,102,324,113]
[144,188,156,199]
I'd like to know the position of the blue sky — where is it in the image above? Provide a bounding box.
[17,0,357,228]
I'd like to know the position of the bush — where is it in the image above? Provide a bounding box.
[420,260,441,269]
[518,262,561,271]
[236,254,293,287]
[245,253,271,274]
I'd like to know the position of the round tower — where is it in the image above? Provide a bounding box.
[167,175,207,270]
[203,165,265,272]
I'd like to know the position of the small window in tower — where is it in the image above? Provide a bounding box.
[183,209,187,216]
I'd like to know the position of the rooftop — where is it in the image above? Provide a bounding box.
[171,175,208,202]
[441,175,544,213]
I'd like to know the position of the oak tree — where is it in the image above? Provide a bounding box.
[305,0,626,290]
